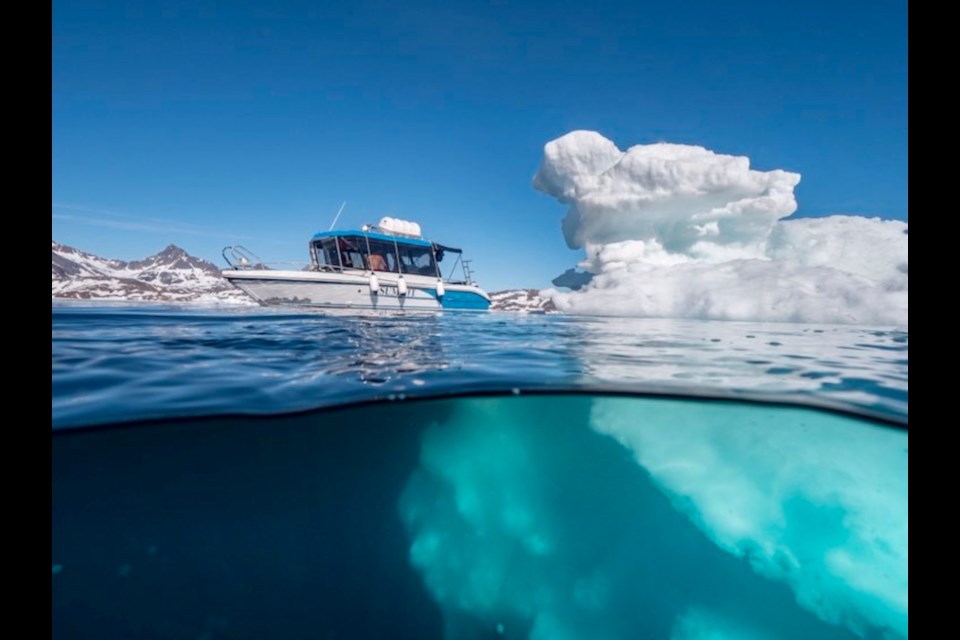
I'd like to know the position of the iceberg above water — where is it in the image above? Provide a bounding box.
[533,131,907,325]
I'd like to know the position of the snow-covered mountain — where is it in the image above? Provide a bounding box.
[489,289,557,313]
[52,241,252,304]
[52,241,556,310]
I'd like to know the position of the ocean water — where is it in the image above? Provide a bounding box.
[51,306,908,640]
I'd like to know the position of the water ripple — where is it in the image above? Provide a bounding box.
[52,306,907,428]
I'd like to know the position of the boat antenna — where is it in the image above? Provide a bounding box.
[328,201,347,231]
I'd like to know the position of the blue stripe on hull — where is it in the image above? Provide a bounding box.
[435,289,491,310]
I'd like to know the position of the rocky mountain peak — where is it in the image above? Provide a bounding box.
[52,240,248,303]
[128,244,221,276]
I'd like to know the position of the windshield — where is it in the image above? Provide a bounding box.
[315,235,440,275]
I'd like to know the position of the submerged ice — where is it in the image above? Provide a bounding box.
[533,131,907,325]
[399,396,907,640]
[593,398,908,639]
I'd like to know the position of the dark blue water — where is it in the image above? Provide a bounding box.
[51,306,908,639]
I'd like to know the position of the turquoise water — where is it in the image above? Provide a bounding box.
[51,306,908,639]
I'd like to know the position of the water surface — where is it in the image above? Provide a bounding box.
[52,305,907,429]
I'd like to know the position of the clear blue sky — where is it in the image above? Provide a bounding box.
[52,0,907,291]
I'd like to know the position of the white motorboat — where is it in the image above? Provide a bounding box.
[222,217,490,311]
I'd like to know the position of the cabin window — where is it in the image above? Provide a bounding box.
[337,237,366,270]
[364,239,399,272]
[313,239,341,268]
[397,244,437,276]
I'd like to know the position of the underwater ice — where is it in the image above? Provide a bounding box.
[399,397,907,640]
[533,131,907,325]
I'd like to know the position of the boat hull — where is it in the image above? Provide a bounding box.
[222,269,491,311]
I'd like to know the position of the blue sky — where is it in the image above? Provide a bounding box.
[53,0,907,291]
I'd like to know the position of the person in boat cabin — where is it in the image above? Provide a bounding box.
[368,253,388,271]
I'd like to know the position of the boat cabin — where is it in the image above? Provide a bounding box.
[309,227,468,282]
